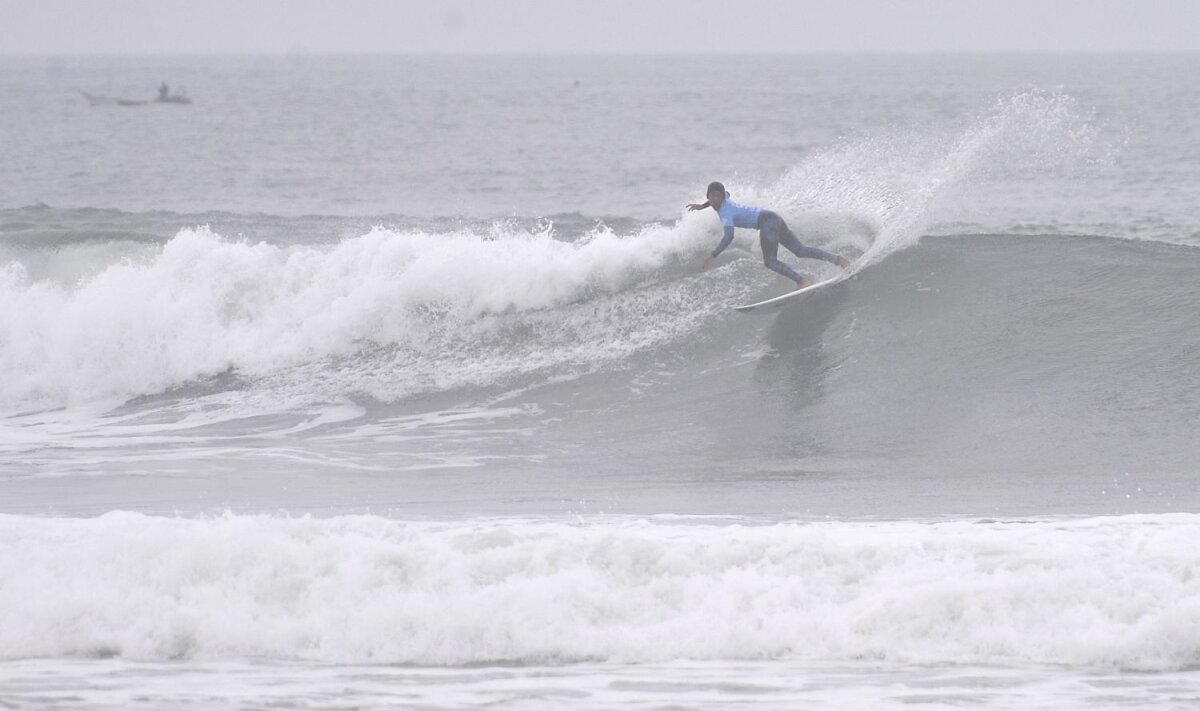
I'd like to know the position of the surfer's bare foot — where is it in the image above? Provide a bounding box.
[836,255,850,269]
[795,277,813,290]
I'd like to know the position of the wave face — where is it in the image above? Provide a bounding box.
[4,232,1198,431]
[1,512,1198,669]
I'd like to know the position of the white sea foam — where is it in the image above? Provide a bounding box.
[1,513,1197,668]
[0,218,741,411]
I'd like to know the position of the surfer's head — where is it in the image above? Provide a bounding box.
[706,181,726,208]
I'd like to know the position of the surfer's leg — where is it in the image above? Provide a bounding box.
[775,219,850,268]
[760,229,809,286]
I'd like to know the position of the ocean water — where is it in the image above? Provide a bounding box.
[1,54,1199,709]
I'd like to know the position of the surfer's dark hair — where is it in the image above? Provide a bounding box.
[706,181,725,196]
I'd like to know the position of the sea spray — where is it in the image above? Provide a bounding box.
[749,89,1105,266]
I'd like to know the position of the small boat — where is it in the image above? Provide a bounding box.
[79,86,192,107]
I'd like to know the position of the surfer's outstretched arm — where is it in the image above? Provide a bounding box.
[686,201,710,211]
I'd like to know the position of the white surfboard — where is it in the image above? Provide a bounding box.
[733,273,850,314]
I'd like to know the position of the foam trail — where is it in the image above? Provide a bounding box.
[1,513,1198,668]
[0,219,726,411]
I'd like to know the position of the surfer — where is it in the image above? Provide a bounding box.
[688,181,849,289]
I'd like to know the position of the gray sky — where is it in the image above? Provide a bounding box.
[3,0,1199,54]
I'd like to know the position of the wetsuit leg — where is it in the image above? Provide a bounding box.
[758,213,807,283]
[776,219,842,265]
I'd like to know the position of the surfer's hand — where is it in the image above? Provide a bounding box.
[686,202,708,212]
[702,256,715,270]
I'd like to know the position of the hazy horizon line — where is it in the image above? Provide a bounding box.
[6,49,1200,58]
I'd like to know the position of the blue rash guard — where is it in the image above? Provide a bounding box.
[709,195,762,258]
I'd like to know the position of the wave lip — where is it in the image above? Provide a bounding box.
[2,513,1197,668]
